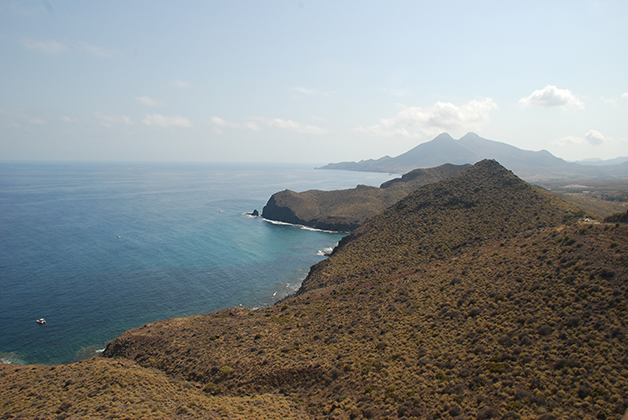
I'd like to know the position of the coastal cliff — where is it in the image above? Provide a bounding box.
[2,160,627,419]
[262,163,471,231]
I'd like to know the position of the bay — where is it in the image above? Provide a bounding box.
[0,162,395,365]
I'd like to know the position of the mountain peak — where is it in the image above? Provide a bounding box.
[302,159,581,292]
[320,132,601,181]
[467,158,509,173]
[459,131,481,141]
[432,132,455,142]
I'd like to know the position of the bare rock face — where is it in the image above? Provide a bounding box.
[261,188,370,231]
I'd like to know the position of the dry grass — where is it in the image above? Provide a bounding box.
[0,358,307,419]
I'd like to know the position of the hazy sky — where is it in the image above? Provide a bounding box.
[1,1,627,163]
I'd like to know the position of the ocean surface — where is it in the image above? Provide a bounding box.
[0,162,395,365]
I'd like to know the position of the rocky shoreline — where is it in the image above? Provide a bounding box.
[262,163,471,232]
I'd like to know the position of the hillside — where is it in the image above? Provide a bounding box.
[321,132,617,182]
[0,358,307,419]
[262,163,470,231]
[2,160,627,419]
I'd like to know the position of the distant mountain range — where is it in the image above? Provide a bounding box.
[575,156,628,166]
[320,132,628,182]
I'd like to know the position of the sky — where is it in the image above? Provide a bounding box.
[1,0,627,163]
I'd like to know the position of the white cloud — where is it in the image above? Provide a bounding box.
[267,118,328,135]
[553,135,585,146]
[519,85,584,110]
[60,116,77,123]
[135,96,165,106]
[292,87,334,97]
[171,80,191,88]
[19,38,114,57]
[77,42,112,58]
[355,98,497,139]
[20,38,66,55]
[243,121,260,131]
[142,114,191,128]
[584,130,606,146]
[622,93,628,100]
[0,107,46,127]
[94,112,133,127]
[553,130,608,146]
[210,116,229,127]
[209,116,260,132]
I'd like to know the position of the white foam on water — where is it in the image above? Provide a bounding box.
[0,352,25,365]
[262,218,345,233]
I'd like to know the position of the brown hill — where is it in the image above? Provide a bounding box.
[2,160,627,420]
[0,357,307,419]
[262,163,470,231]
[605,210,628,224]
[299,160,586,292]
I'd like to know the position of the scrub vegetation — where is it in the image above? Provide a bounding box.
[2,160,627,419]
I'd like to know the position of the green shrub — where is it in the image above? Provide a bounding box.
[488,362,505,372]
[202,382,223,395]
[219,366,233,376]
[434,371,449,381]
[202,382,216,392]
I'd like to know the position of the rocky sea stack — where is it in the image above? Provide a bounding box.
[2,160,627,419]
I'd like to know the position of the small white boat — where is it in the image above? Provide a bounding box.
[36,318,46,324]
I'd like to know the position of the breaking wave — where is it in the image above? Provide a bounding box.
[262,218,344,233]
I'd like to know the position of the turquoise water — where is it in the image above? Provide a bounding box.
[0,162,395,365]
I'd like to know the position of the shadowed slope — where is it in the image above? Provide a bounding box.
[300,159,584,293]
[262,163,470,231]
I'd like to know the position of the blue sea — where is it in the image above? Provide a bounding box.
[0,162,395,365]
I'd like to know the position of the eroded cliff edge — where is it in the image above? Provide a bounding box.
[262,163,471,231]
